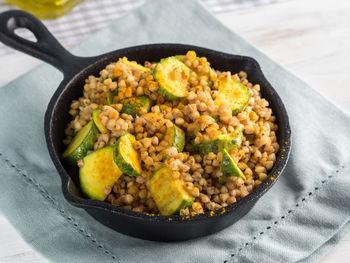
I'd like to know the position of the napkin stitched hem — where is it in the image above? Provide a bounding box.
[0,151,119,262]
[1,145,349,263]
[225,162,350,262]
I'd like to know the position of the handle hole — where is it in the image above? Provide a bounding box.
[14,27,37,43]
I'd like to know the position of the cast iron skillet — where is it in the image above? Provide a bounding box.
[0,10,291,241]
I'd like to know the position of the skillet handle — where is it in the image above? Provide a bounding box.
[0,10,96,77]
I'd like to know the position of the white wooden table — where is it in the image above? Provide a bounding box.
[0,0,349,261]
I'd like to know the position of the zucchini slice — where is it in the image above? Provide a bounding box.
[80,146,122,200]
[193,132,243,155]
[120,96,152,117]
[214,77,250,115]
[154,57,191,100]
[208,68,215,87]
[107,90,118,104]
[114,133,142,176]
[219,149,246,184]
[164,124,185,153]
[62,121,98,166]
[150,165,194,216]
[92,110,108,133]
[175,54,212,85]
[122,57,149,72]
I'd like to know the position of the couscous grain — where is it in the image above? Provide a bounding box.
[63,51,279,216]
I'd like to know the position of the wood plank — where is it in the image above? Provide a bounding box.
[217,0,350,114]
[0,216,47,262]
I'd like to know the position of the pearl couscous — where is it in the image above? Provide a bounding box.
[62,51,279,216]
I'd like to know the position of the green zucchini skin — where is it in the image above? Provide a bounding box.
[153,57,190,100]
[92,110,108,133]
[157,85,180,101]
[214,77,250,116]
[107,89,118,104]
[208,68,215,88]
[149,164,167,180]
[114,133,142,177]
[149,165,194,216]
[174,199,196,214]
[62,121,98,166]
[80,146,122,201]
[120,96,152,117]
[219,149,246,184]
[192,132,243,155]
[165,125,186,153]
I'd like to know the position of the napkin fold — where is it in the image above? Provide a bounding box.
[1,0,350,262]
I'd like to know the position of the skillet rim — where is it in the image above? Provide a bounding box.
[44,43,291,222]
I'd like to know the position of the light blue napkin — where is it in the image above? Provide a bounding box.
[1,0,350,262]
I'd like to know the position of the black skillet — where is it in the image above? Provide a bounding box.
[0,10,291,241]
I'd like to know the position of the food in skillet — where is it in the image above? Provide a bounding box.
[62,51,279,216]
